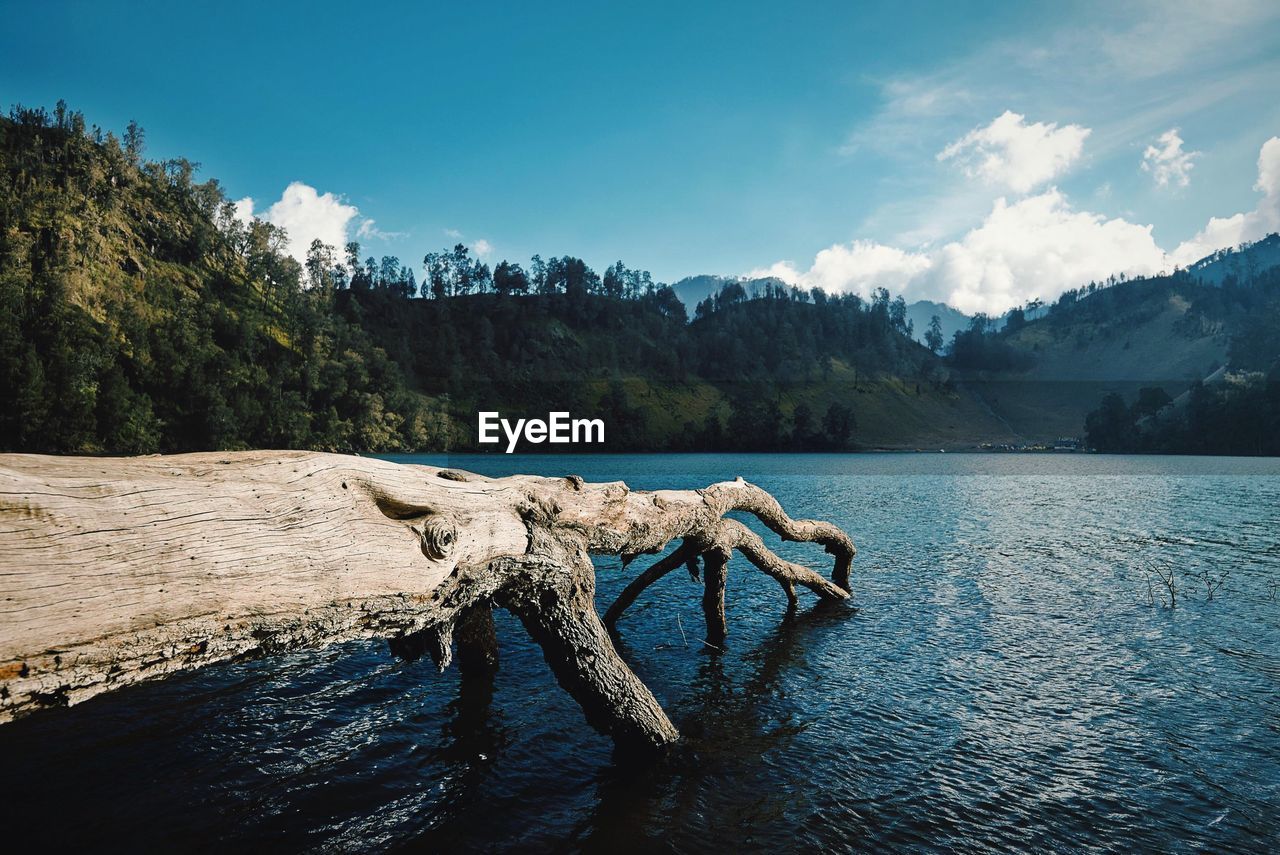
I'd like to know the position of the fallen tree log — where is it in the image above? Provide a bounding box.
[0,451,856,750]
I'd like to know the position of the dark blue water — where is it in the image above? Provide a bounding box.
[4,454,1279,852]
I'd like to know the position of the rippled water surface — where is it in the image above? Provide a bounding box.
[5,454,1280,852]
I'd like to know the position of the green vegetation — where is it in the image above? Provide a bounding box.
[9,102,1274,456]
[1,103,959,455]
[327,259,938,451]
[0,103,450,454]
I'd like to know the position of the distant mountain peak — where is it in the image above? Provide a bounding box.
[671,273,789,308]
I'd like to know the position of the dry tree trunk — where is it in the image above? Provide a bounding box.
[0,451,855,751]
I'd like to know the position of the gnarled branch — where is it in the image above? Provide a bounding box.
[0,452,856,751]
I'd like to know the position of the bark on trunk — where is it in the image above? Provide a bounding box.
[0,451,856,751]
[701,546,730,648]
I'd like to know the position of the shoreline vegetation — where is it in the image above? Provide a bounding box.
[3,102,1279,457]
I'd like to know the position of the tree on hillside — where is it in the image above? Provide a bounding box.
[890,295,909,333]
[123,119,144,164]
[545,256,599,298]
[346,242,372,289]
[925,315,944,353]
[1084,393,1132,451]
[493,260,530,296]
[1005,306,1026,333]
[422,244,491,298]
[305,239,339,292]
[530,254,549,295]
[1133,387,1173,419]
[823,402,856,448]
[603,261,627,299]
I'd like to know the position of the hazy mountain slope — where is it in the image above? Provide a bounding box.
[350,287,1006,450]
[960,239,1280,441]
[1187,233,1280,286]
[906,300,971,346]
[1003,290,1226,383]
[671,274,788,308]
[591,364,1019,449]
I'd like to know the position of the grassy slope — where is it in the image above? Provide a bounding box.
[784,362,1019,448]
[966,289,1229,442]
[578,363,1019,450]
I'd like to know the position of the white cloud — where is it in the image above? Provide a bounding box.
[926,190,1165,314]
[763,136,1280,313]
[232,196,255,225]
[1170,136,1280,266]
[234,182,361,267]
[938,111,1091,194]
[748,241,932,294]
[436,229,494,259]
[749,190,1167,316]
[265,183,359,266]
[1142,129,1199,188]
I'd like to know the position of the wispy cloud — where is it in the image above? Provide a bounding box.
[1090,0,1280,80]
[356,218,407,241]
[839,0,1279,196]
[838,77,974,157]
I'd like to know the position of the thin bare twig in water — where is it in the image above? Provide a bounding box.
[676,613,688,648]
[1143,560,1178,608]
[1193,567,1229,601]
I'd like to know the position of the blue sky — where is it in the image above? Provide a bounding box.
[4,0,1280,312]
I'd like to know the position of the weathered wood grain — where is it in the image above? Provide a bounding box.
[0,451,855,749]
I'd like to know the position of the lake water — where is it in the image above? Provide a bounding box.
[4,454,1280,852]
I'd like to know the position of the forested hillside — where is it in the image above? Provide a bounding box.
[0,103,443,454]
[1,103,1005,454]
[1080,262,1280,455]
